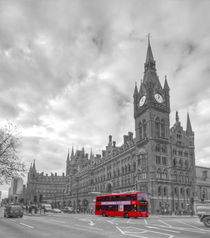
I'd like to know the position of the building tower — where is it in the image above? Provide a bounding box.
[133,37,171,213]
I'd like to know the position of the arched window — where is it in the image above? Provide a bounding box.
[174,187,178,196]
[139,122,143,140]
[186,188,190,197]
[161,119,165,138]
[122,166,124,174]
[125,165,127,174]
[158,186,162,196]
[180,188,184,197]
[157,168,161,179]
[163,187,168,196]
[173,158,176,167]
[155,117,160,137]
[143,119,147,138]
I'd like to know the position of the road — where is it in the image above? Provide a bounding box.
[0,208,210,238]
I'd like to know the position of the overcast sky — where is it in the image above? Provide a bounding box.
[0,0,210,198]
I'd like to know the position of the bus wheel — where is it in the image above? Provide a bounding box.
[124,213,129,218]
[102,212,106,217]
[203,217,210,227]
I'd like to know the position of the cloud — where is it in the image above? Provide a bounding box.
[0,0,210,196]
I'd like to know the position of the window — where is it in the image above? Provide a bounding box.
[163,187,168,196]
[156,156,161,164]
[174,187,178,196]
[143,119,147,138]
[155,117,160,137]
[139,122,142,140]
[173,149,177,155]
[180,188,184,197]
[133,162,136,172]
[202,171,208,180]
[157,169,161,179]
[179,159,183,167]
[162,145,167,153]
[158,186,162,196]
[156,144,160,152]
[161,119,165,138]
[162,157,167,165]
[162,169,167,179]
[142,170,146,179]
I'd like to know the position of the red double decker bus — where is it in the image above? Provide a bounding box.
[95,193,148,218]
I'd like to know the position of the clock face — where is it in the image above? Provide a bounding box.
[154,93,163,103]
[139,96,146,107]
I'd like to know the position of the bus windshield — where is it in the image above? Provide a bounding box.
[137,193,147,202]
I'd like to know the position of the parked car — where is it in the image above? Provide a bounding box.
[41,203,52,212]
[51,208,62,213]
[62,206,74,213]
[4,204,24,218]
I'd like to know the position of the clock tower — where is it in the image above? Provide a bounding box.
[133,38,171,213]
[133,38,170,142]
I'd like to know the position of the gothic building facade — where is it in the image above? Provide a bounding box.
[65,40,196,214]
[26,161,68,207]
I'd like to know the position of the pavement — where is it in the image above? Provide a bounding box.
[0,208,210,238]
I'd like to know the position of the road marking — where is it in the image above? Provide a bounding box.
[144,219,148,224]
[117,226,174,238]
[146,226,180,233]
[74,224,103,232]
[177,221,204,231]
[159,220,172,228]
[20,223,34,229]
[89,220,95,226]
[116,226,126,235]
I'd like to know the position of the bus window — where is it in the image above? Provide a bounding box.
[124,205,137,212]
[137,193,147,202]
[137,205,148,212]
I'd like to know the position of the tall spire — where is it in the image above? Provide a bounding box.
[133,81,138,97]
[32,160,36,170]
[164,75,170,91]
[71,147,74,158]
[186,113,193,135]
[144,34,156,72]
[67,149,70,162]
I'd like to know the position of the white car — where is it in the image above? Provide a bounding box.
[51,208,62,213]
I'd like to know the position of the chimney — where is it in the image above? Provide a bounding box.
[128,132,133,140]
[123,135,129,144]
[55,173,57,176]
[102,150,106,157]
[113,141,116,148]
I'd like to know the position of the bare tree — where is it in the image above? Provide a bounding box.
[0,123,25,184]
